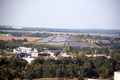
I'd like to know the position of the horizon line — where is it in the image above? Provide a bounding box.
[0,25,120,30]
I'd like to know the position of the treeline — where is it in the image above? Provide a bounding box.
[0,40,27,51]
[0,40,63,53]
[77,34,120,48]
[28,56,120,79]
[76,34,112,40]
[0,55,120,79]
[7,32,52,38]
[0,25,15,30]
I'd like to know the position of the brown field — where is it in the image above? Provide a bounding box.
[0,36,43,42]
[33,78,111,80]
[34,78,78,80]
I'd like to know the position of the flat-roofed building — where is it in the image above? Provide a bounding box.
[13,47,38,57]
[114,71,120,80]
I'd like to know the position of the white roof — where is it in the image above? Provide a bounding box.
[15,47,38,53]
[19,47,32,50]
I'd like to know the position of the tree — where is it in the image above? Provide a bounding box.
[63,45,71,53]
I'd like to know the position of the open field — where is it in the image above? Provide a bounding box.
[36,35,96,47]
[0,36,43,42]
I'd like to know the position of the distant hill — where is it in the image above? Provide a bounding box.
[0,25,15,30]
[0,25,120,35]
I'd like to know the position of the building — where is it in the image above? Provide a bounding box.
[58,53,70,57]
[41,50,70,59]
[42,50,63,58]
[13,47,70,63]
[38,52,54,59]
[13,47,39,57]
[114,71,120,80]
[16,53,30,58]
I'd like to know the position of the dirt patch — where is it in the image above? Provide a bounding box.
[0,36,43,42]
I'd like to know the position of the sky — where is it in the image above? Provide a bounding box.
[0,0,120,29]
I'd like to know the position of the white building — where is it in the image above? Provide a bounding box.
[13,47,38,57]
[59,53,70,57]
[114,71,120,80]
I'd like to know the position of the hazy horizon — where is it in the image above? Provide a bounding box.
[0,0,120,29]
[21,26,120,29]
[1,25,120,30]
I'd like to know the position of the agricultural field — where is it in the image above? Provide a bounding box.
[0,36,43,42]
[34,78,78,80]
